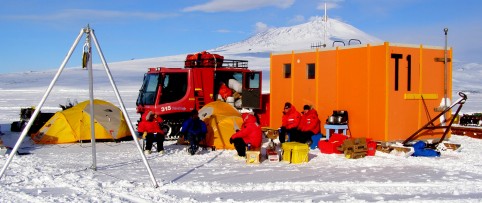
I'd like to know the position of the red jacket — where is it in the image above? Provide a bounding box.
[282,105,301,129]
[137,113,164,134]
[231,113,262,148]
[218,83,232,100]
[298,109,321,134]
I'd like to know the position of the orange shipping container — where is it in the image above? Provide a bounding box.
[270,42,453,142]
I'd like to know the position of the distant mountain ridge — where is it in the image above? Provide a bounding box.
[213,16,383,55]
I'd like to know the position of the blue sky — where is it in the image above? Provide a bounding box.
[1,0,481,73]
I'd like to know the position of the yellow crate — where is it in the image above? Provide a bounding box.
[282,142,309,164]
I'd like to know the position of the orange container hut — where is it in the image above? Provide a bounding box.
[269,42,453,142]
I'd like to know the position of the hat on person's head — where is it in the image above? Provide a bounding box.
[303,105,311,110]
[191,109,198,116]
[284,102,291,109]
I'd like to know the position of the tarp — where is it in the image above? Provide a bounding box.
[31,99,131,144]
[199,101,242,150]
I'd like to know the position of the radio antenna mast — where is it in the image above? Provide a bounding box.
[323,2,328,47]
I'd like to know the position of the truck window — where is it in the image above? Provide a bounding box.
[246,72,260,88]
[160,72,188,104]
[137,74,159,105]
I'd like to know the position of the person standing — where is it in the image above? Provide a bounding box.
[137,111,165,155]
[279,102,301,143]
[181,110,207,155]
[297,105,321,144]
[230,113,262,158]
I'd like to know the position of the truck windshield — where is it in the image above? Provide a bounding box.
[137,74,159,105]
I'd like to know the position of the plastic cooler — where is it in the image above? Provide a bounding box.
[282,142,309,164]
[318,133,347,154]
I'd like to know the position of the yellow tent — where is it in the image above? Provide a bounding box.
[31,99,131,144]
[199,101,243,150]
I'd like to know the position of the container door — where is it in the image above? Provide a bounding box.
[242,71,262,109]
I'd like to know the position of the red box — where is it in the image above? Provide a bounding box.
[319,140,343,154]
[319,133,347,154]
[329,133,347,143]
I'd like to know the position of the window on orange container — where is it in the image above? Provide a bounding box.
[284,64,291,78]
[307,63,315,79]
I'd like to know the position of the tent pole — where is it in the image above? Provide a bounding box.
[90,29,159,187]
[0,28,85,180]
[84,26,98,171]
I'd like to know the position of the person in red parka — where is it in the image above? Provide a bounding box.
[137,111,165,155]
[296,105,321,144]
[218,81,233,101]
[280,102,301,143]
[230,113,262,158]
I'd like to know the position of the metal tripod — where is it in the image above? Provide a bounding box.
[0,25,159,188]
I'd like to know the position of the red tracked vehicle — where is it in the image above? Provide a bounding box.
[135,51,266,138]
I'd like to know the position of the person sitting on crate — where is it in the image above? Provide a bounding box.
[230,113,262,159]
[137,111,165,155]
[180,110,207,155]
[279,102,301,144]
[297,105,321,145]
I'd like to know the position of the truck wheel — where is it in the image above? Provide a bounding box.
[161,123,173,138]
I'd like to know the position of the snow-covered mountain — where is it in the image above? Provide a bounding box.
[213,16,382,56]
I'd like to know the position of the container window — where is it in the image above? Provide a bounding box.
[284,64,291,78]
[307,63,315,79]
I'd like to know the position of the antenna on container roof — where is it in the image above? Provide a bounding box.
[310,3,328,49]
[323,2,328,47]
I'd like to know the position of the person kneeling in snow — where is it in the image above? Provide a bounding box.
[138,111,165,155]
[180,110,207,155]
[230,113,262,159]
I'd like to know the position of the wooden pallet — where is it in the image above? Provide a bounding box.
[451,126,482,139]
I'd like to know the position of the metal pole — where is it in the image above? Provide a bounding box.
[90,29,159,187]
[323,3,327,47]
[0,29,85,180]
[84,26,97,171]
[443,28,448,108]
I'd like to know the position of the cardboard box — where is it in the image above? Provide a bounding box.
[282,142,309,164]
[339,138,367,152]
[246,151,260,164]
[339,138,368,159]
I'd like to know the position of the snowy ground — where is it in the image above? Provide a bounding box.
[1,130,482,202]
[1,62,482,202]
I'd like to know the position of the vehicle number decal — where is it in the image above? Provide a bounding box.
[160,106,171,112]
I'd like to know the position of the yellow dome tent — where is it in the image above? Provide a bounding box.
[31,99,131,144]
[199,101,243,150]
